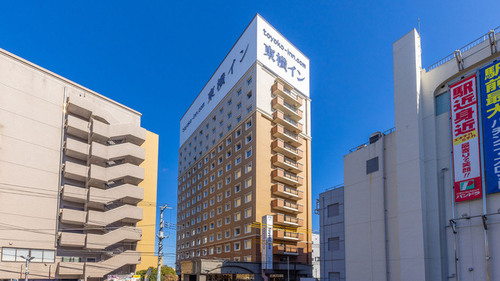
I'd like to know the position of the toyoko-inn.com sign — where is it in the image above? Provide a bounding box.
[179,14,309,146]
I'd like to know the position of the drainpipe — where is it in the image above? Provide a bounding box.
[439,168,449,281]
[381,134,389,281]
[54,87,67,247]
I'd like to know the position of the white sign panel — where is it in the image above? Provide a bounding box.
[261,215,273,269]
[179,15,309,146]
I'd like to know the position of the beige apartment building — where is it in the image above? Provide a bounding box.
[176,15,312,281]
[0,47,159,280]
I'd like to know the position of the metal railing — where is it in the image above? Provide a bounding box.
[427,26,500,71]
[348,127,395,153]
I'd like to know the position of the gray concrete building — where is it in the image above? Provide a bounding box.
[344,27,500,281]
[311,233,320,280]
[317,187,345,281]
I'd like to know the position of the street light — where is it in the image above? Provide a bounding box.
[20,254,35,281]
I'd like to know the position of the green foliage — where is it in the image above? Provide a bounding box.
[136,266,177,281]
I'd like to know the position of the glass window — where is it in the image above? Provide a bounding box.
[1,248,15,261]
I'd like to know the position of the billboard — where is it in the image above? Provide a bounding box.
[179,15,309,146]
[449,75,483,202]
[480,61,500,194]
[261,215,273,269]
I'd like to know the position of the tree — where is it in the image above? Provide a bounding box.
[136,266,177,281]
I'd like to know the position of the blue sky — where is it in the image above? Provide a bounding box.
[1,0,499,267]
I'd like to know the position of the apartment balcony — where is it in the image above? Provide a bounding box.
[91,120,146,146]
[86,205,142,227]
[64,138,90,161]
[60,208,86,225]
[272,184,303,200]
[271,125,302,147]
[272,154,303,174]
[90,141,145,166]
[271,81,303,107]
[88,163,144,188]
[274,244,299,255]
[86,227,142,249]
[57,262,84,277]
[273,110,303,133]
[66,115,90,139]
[272,96,303,121]
[273,213,304,227]
[274,229,304,242]
[59,232,86,247]
[85,250,141,278]
[88,184,144,207]
[62,184,88,204]
[271,199,303,214]
[271,139,303,160]
[67,97,93,119]
[272,168,303,187]
[63,162,88,182]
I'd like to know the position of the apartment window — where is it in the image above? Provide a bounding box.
[218,144,224,152]
[225,230,231,238]
[245,148,252,158]
[245,134,252,144]
[225,203,231,211]
[328,237,340,251]
[234,257,241,262]
[1,248,55,263]
[210,210,214,217]
[237,89,242,95]
[234,198,241,207]
[225,216,231,224]
[245,178,252,188]
[234,212,241,221]
[247,77,252,85]
[244,192,252,203]
[244,239,252,250]
[217,233,222,240]
[210,186,215,193]
[218,169,223,177]
[218,157,223,164]
[328,203,340,217]
[216,246,222,253]
[235,184,241,193]
[203,213,208,220]
[217,194,222,202]
[226,150,232,158]
[235,156,242,165]
[237,102,242,109]
[227,112,232,119]
[217,182,223,189]
[235,142,242,151]
[209,248,214,255]
[226,137,232,145]
[220,107,224,114]
[244,256,252,262]
[211,162,215,169]
[205,157,209,163]
[204,168,209,175]
[217,219,222,227]
[236,115,242,123]
[228,99,232,105]
[247,105,252,113]
[203,237,208,243]
[210,198,214,206]
[226,164,231,171]
[217,207,222,214]
[225,244,231,252]
[244,208,252,218]
[245,162,252,173]
[234,242,241,251]
[246,120,252,129]
[211,174,215,182]
[226,176,231,184]
[235,128,242,138]
[210,222,214,229]
[211,150,216,158]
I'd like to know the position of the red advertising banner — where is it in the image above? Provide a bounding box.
[449,75,482,202]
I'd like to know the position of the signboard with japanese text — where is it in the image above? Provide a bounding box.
[179,15,309,146]
[449,75,483,202]
[261,215,273,269]
[480,61,500,194]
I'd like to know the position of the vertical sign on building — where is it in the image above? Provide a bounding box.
[261,215,273,269]
[449,75,483,202]
[480,61,500,194]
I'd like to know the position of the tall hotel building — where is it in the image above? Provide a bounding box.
[176,15,312,281]
[0,48,159,280]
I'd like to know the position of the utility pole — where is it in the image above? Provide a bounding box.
[157,204,169,281]
[20,254,35,281]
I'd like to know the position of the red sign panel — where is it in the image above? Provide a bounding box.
[449,75,482,202]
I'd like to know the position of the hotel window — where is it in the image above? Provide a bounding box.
[209,248,214,255]
[234,212,241,221]
[217,182,223,189]
[226,164,231,171]
[234,242,241,251]
[245,192,252,203]
[225,230,231,238]
[246,120,252,129]
[235,128,242,138]
[244,239,252,250]
[217,219,222,227]
[245,148,252,158]
[228,99,232,105]
[244,208,252,218]
[245,162,252,173]
[210,186,215,193]
[237,89,242,95]
[225,189,231,198]
[217,233,222,240]
[203,237,208,244]
[211,150,216,158]
[227,112,232,118]
[217,194,222,202]
[210,222,214,229]
[217,207,222,214]
[226,150,232,158]
[234,227,241,236]
[210,210,214,217]
[218,144,224,152]
[234,198,241,207]
[204,168,208,175]
[211,174,215,182]
[226,137,232,145]
[245,134,252,144]
[245,178,252,188]
[225,216,231,224]
[220,107,224,114]
[218,169,223,177]
[237,102,242,109]
[226,176,231,184]
[218,157,223,164]
[225,244,231,252]
[219,132,223,139]
[216,246,222,253]
[247,77,252,85]
[235,142,242,151]
[203,213,208,220]
[235,156,242,165]
[235,183,241,193]
[225,203,231,211]
[244,224,252,234]
[204,191,208,197]
[211,162,215,169]
[236,115,242,123]
[210,198,214,206]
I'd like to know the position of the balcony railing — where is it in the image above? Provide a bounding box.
[272,125,302,147]
[272,154,303,173]
[271,199,303,214]
[272,168,303,186]
[273,110,303,133]
[273,213,304,227]
[272,81,303,107]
